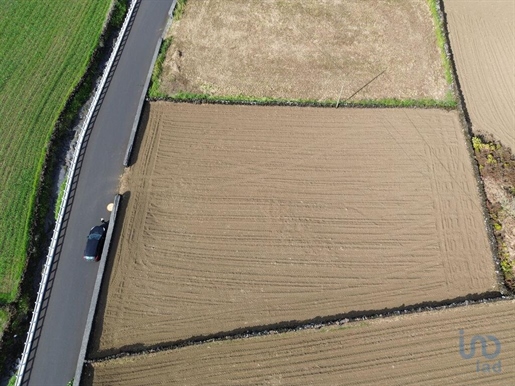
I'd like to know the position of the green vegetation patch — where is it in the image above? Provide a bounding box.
[153,92,457,109]
[7,373,16,386]
[173,0,188,21]
[152,0,455,107]
[426,0,454,86]
[149,38,173,99]
[54,179,67,221]
[473,136,515,290]
[0,307,9,339]
[0,0,112,303]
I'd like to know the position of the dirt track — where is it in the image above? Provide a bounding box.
[91,102,497,357]
[445,0,515,150]
[87,299,515,385]
[161,0,448,101]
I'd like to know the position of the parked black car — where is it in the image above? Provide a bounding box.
[83,220,108,261]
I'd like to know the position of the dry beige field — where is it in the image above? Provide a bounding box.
[160,0,448,101]
[445,0,515,151]
[86,299,515,385]
[90,102,497,357]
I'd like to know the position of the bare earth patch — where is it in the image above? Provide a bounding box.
[445,0,515,151]
[160,0,448,101]
[90,102,497,357]
[87,299,515,385]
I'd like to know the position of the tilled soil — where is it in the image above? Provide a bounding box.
[90,102,497,358]
[87,299,515,385]
[445,0,515,151]
[160,0,449,101]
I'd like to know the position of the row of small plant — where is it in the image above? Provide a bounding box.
[472,136,515,290]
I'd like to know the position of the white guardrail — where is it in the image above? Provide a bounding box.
[15,1,137,384]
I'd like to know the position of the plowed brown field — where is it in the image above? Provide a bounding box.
[91,102,497,357]
[160,0,448,101]
[445,0,515,150]
[87,299,515,385]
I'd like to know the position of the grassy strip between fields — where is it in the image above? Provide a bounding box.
[426,0,454,86]
[472,136,515,291]
[151,91,457,109]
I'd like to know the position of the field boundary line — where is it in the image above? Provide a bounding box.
[14,0,137,384]
[123,0,177,166]
[73,194,121,386]
[88,292,509,363]
[436,0,505,290]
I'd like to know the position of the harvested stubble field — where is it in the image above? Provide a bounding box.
[91,102,498,357]
[445,0,515,151]
[159,0,448,102]
[0,0,111,302]
[87,299,515,385]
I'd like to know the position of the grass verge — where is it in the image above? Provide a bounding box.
[174,0,188,21]
[472,135,515,291]
[54,179,67,221]
[426,0,454,86]
[148,38,173,99]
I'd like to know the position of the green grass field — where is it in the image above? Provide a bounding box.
[0,0,112,303]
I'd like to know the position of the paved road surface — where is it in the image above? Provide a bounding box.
[22,1,175,384]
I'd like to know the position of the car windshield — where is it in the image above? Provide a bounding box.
[88,233,103,241]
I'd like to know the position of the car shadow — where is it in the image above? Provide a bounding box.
[86,191,130,359]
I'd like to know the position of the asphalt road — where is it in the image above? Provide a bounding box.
[22,1,175,384]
